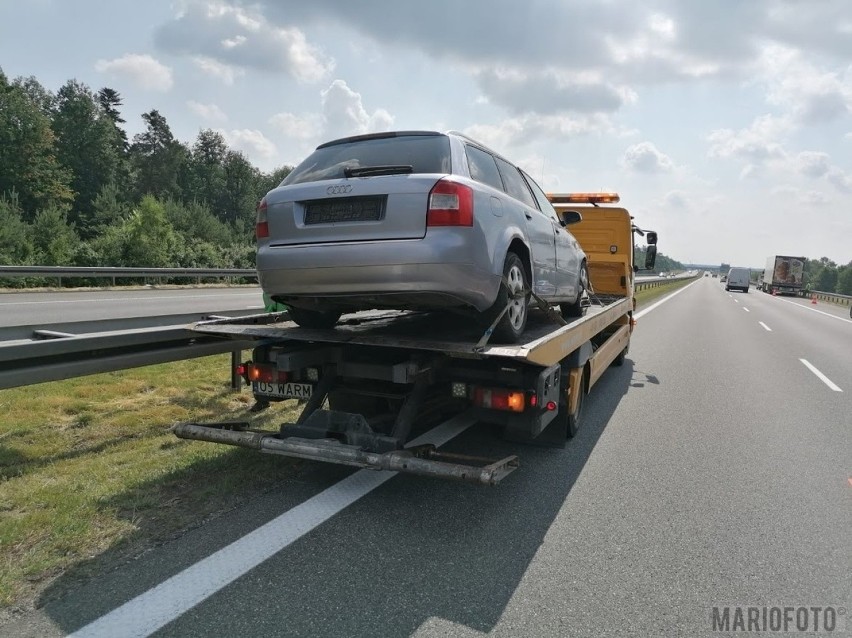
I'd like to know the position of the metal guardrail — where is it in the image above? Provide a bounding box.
[0,266,257,286]
[0,311,265,391]
[807,289,852,306]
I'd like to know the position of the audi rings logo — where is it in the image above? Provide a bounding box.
[327,185,352,195]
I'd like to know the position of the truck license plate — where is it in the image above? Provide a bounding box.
[252,381,313,399]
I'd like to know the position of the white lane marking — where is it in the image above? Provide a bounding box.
[771,296,852,324]
[759,322,772,331]
[743,307,750,312]
[733,299,739,303]
[633,278,700,319]
[0,293,261,306]
[69,413,477,638]
[799,359,843,392]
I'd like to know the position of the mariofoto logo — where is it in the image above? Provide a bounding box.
[710,605,846,633]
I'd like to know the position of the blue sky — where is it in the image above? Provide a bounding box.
[1,0,850,266]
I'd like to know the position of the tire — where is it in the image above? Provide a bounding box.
[561,261,589,319]
[288,306,342,329]
[561,371,585,438]
[612,345,628,367]
[483,252,530,343]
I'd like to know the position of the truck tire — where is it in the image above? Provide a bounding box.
[566,373,585,438]
[288,306,342,330]
[561,261,589,319]
[483,252,530,343]
[612,345,628,367]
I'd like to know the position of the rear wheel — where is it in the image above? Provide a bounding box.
[483,252,530,343]
[288,306,342,329]
[558,370,585,438]
[561,261,589,319]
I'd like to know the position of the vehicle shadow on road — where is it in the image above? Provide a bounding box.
[28,361,635,638]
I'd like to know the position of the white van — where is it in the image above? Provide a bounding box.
[725,267,751,293]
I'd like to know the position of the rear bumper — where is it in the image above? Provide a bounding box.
[257,239,500,311]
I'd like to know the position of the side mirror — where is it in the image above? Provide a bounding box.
[645,245,657,270]
[561,210,583,225]
[646,231,658,245]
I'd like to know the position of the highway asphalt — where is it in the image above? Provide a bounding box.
[3,277,849,637]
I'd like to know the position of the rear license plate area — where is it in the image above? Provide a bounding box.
[304,196,386,224]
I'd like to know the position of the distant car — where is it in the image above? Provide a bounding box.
[255,130,589,343]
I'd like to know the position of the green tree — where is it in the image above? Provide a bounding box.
[89,181,131,231]
[815,265,838,292]
[30,206,79,265]
[835,262,852,295]
[52,80,124,233]
[97,87,129,151]
[185,129,228,215]
[221,150,265,227]
[0,70,73,216]
[129,110,188,201]
[0,193,35,264]
[121,195,179,267]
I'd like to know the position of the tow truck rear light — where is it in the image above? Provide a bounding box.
[245,363,287,383]
[256,197,269,239]
[472,387,525,412]
[427,178,473,227]
[546,192,620,205]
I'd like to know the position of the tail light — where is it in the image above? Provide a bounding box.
[245,363,287,384]
[256,197,269,239]
[472,387,525,412]
[427,178,473,227]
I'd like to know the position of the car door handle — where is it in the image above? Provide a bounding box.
[525,213,533,220]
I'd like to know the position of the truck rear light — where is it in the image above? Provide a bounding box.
[472,387,525,412]
[256,197,269,239]
[245,363,287,383]
[427,178,473,227]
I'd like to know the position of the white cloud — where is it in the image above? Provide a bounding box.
[826,167,852,193]
[663,190,691,211]
[187,100,227,123]
[707,114,792,163]
[94,53,173,91]
[268,112,322,140]
[621,142,675,173]
[795,151,830,178]
[156,1,333,83]
[465,113,621,152]
[192,56,244,85]
[320,80,393,141]
[757,44,852,124]
[219,128,277,160]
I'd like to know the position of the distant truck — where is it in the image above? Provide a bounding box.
[761,256,806,295]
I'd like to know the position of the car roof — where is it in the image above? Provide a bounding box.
[316,130,443,149]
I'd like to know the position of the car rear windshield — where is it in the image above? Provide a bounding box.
[281,134,452,186]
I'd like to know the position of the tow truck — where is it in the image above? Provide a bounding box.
[173,193,657,485]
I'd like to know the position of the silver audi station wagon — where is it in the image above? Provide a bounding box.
[256,130,588,343]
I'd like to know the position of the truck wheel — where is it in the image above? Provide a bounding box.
[288,306,342,330]
[561,261,589,318]
[612,345,628,367]
[483,252,530,343]
[565,373,585,438]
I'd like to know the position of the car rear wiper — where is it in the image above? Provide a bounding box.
[343,165,414,178]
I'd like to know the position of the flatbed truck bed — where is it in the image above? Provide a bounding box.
[175,296,633,485]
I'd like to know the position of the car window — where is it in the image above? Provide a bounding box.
[521,169,560,222]
[494,157,537,208]
[281,134,451,185]
[465,145,505,191]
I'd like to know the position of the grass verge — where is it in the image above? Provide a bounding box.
[0,355,302,611]
[634,277,698,308]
